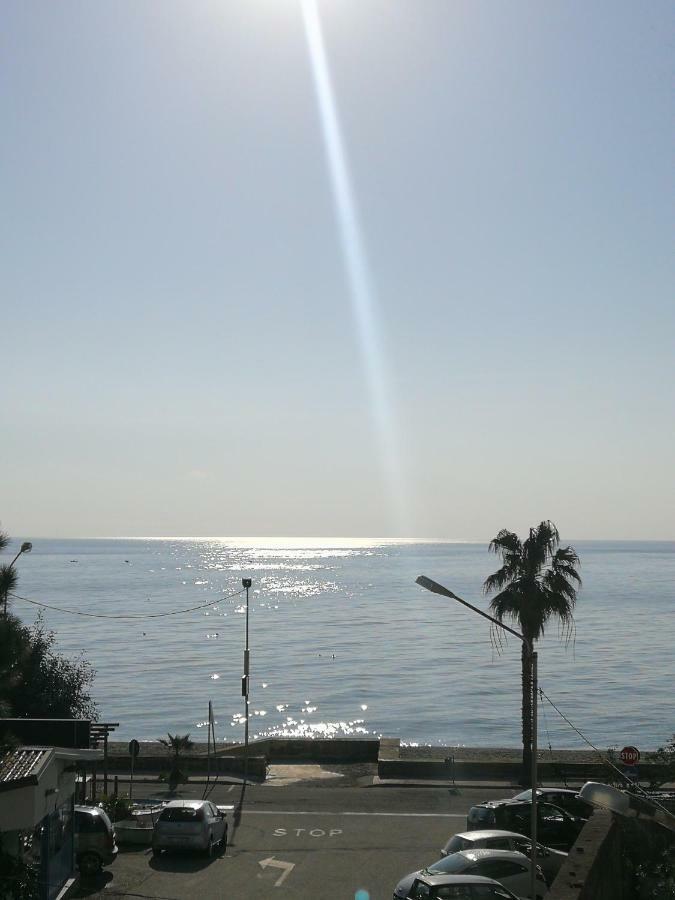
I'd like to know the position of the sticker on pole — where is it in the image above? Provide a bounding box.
[619,746,639,766]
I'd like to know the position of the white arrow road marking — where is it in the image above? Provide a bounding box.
[258,856,295,887]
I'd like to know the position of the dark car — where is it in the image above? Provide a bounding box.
[511,787,594,820]
[466,799,585,850]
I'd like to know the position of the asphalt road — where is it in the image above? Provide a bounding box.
[74,780,515,900]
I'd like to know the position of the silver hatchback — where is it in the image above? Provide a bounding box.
[152,800,227,857]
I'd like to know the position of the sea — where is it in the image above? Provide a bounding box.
[7,538,674,751]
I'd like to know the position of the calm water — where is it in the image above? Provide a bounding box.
[7,538,674,749]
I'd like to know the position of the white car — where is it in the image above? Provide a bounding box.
[403,873,521,899]
[152,800,227,857]
[440,830,566,885]
[394,849,548,900]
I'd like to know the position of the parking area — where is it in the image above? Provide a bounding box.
[73,783,513,899]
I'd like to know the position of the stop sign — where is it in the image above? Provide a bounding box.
[619,745,640,765]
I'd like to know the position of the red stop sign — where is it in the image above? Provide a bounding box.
[619,746,640,765]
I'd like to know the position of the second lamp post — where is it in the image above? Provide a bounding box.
[416,575,539,900]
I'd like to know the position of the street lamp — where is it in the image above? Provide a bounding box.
[10,542,33,567]
[416,575,539,900]
[242,577,252,783]
[579,782,675,834]
[2,541,32,616]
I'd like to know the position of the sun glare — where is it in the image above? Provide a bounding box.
[300,0,409,534]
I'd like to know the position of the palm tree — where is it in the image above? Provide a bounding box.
[483,521,581,781]
[1,529,32,616]
[157,732,194,790]
[0,528,17,617]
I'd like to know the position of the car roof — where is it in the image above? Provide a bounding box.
[458,849,528,863]
[449,830,565,854]
[163,799,209,809]
[416,873,506,887]
[478,799,534,809]
[453,830,529,840]
[514,787,580,798]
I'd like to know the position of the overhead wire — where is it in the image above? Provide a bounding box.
[539,686,675,818]
[8,588,246,620]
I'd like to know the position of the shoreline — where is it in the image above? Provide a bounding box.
[106,741,618,764]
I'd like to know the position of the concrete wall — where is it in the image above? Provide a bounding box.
[377,755,615,783]
[548,810,675,900]
[223,738,380,763]
[548,810,623,900]
[103,754,267,778]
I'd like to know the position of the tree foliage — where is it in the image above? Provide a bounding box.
[0,612,98,722]
[157,732,194,763]
[157,732,194,790]
[647,735,675,790]
[0,527,98,729]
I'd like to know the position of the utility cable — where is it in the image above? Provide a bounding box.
[539,687,675,818]
[7,588,245,620]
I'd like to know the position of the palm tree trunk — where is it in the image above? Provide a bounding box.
[521,641,532,785]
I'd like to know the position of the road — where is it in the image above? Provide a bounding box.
[74,779,515,899]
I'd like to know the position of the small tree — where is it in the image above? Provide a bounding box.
[157,733,194,790]
[647,735,675,790]
[0,527,98,731]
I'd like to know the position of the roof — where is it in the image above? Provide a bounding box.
[0,748,48,789]
[0,745,103,794]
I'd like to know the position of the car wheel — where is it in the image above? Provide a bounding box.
[220,825,228,853]
[204,833,214,857]
[78,852,102,876]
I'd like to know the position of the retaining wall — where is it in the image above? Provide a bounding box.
[101,754,267,778]
[548,810,675,900]
[221,738,380,763]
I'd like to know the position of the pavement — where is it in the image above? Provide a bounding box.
[71,773,516,899]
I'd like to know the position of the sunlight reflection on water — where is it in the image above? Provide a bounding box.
[13,538,675,747]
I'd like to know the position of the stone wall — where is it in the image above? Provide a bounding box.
[548,809,675,900]
[222,737,380,763]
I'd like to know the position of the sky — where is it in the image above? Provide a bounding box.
[2,0,673,540]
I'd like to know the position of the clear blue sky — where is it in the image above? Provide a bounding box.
[2,0,673,539]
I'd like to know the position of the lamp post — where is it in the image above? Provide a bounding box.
[579,781,675,833]
[416,575,539,900]
[2,541,32,616]
[242,577,252,783]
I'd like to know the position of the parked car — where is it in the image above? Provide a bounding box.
[402,872,522,899]
[73,805,118,876]
[511,788,594,820]
[394,848,548,899]
[440,830,567,885]
[152,799,227,857]
[466,799,585,850]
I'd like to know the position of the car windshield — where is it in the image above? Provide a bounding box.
[444,836,471,854]
[427,854,469,875]
[159,807,204,823]
[469,808,493,822]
